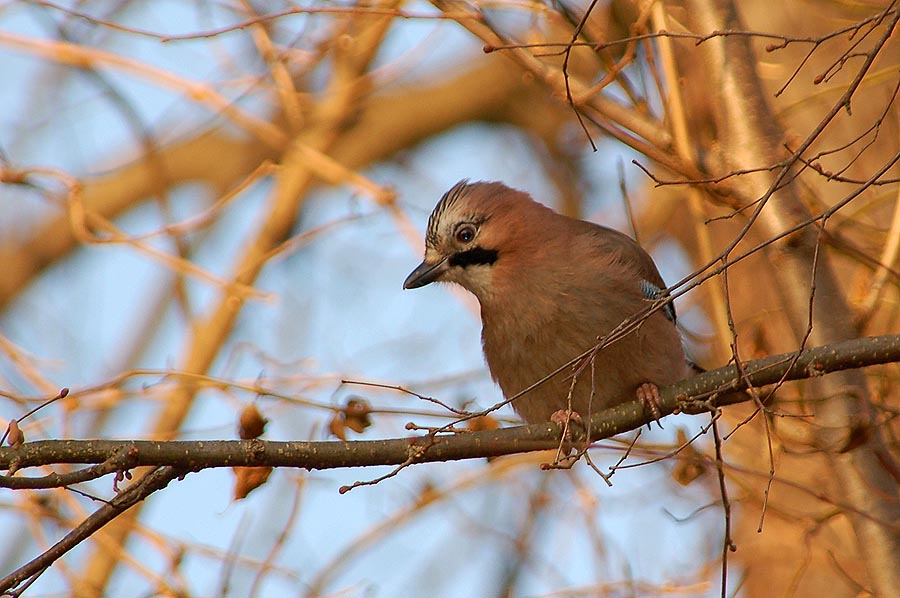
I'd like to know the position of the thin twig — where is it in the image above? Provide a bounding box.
[0,466,185,595]
[711,415,735,598]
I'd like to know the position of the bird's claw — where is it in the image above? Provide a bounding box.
[550,409,584,441]
[546,409,586,468]
[551,408,583,426]
[636,382,663,428]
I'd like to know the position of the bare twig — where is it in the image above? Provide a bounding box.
[712,415,736,598]
[0,466,184,595]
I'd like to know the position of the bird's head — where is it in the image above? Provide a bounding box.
[403,180,549,300]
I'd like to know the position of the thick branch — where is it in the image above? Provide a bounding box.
[2,335,897,474]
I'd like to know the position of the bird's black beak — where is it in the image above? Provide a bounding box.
[403,256,450,289]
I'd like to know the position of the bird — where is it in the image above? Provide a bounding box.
[403,180,693,425]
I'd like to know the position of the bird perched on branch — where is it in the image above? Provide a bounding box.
[404,180,692,425]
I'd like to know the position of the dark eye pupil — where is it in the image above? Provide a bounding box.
[457,227,474,242]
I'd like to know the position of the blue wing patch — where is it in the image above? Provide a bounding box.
[640,279,676,322]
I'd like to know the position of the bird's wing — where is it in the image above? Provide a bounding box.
[576,221,667,285]
[577,220,676,320]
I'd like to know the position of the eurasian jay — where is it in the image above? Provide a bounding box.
[404,180,692,424]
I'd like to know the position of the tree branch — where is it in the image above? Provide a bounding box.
[2,335,898,475]
[0,466,183,595]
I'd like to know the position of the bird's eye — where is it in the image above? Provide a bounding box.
[455,224,476,244]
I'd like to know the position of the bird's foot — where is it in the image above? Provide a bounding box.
[636,382,663,428]
[550,409,584,437]
[545,409,585,469]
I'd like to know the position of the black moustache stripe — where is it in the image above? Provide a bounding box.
[449,247,499,268]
